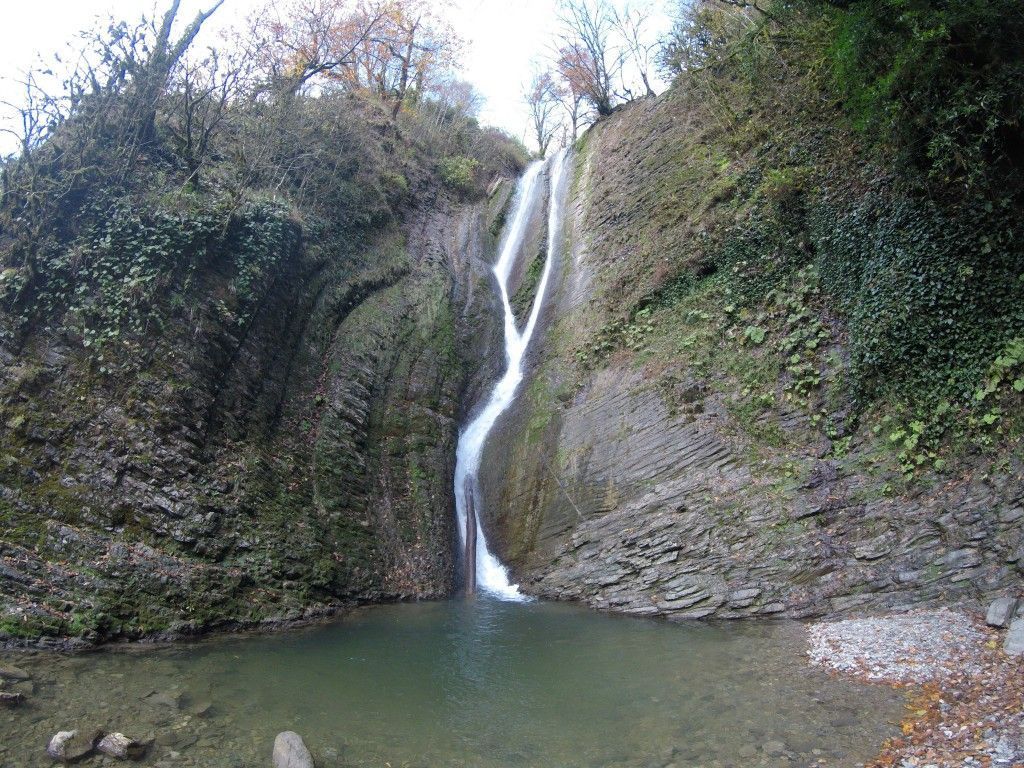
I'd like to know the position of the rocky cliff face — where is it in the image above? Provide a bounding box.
[481,96,1024,620]
[2,77,1019,646]
[0,179,512,644]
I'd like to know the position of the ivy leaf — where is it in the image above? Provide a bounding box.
[744,325,767,345]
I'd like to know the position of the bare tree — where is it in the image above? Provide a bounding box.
[132,0,226,148]
[428,77,482,130]
[165,48,247,188]
[0,73,61,168]
[556,0,622,117]
[258,0,389,95]
[0,72,73,286]
[559,84,589,142]
[525,71,561,156]
[613,3,658,97]
[349,0,463,119]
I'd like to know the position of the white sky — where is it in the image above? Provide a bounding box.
[0,0,672,153]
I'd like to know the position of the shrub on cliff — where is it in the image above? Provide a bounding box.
[824,0,1024,197]
[615,0,1024,468]
[0,3,524,366]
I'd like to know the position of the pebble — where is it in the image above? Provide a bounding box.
[808,607,1024,767]
[806,608,983,682]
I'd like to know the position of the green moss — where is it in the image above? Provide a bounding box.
[0,615,49,640]
[511,250,545,322]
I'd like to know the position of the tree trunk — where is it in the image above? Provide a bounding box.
[463,477,477,596]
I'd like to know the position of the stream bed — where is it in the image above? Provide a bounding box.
[1,598,903,767]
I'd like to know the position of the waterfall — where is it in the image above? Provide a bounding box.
[454,150,570,600]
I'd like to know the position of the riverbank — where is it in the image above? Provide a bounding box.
[807,607,1024,767]
[0,602,356,653]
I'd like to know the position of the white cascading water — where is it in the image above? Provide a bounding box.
[454,150,570,600]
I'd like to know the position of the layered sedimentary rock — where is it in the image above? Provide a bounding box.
[480,98,1024,619]
[0,183,511,643]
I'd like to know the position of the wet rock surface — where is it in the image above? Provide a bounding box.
[46,728,102,763]
[481,97,1024,623]
[96,732,149,760]
[1,185,509,644]
[273,731,314,768]
[0,691,24,706]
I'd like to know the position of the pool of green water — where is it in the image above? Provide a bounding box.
[0,599,902,767]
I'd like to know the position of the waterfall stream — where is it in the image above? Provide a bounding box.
[454,150,570,599]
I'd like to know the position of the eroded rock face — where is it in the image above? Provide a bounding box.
[480,100,1024,621]
[1,182,512,644]
[490,357,1024,619]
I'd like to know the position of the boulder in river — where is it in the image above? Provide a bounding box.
[0,666,31,681]
[143,690,183,709]
[46,729,103,763]
[97,733,150,761]
[0,691,25,707]
[1004,618,1024,656]
[273,731,314,768]
[986,597,1019,628]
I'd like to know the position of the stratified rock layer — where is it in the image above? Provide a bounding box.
[0,181,512,643]
[481,97,1024,620]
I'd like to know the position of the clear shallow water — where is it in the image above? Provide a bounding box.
[1,599,902,767]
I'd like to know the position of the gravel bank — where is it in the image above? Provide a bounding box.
[806,607,1023,768]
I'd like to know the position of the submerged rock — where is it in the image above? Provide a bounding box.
[0,691,25,707]
[143,690,183,709]
[96,732,149,761]
[0,666,31,681]
[46,729,102,763]
[986,597,1019,628]
[273,731,314,768]
[9,678,34,695]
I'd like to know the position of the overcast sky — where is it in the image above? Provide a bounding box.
[0,0,672,154]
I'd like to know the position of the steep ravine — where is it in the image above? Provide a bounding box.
[0,182,513,645]
[480,97,1024,620]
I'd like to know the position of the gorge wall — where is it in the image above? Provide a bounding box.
[480,91,1024,621]
[3,0,1022,644]
[0,136,517,644]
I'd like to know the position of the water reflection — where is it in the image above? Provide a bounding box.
[0,599,901,767]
